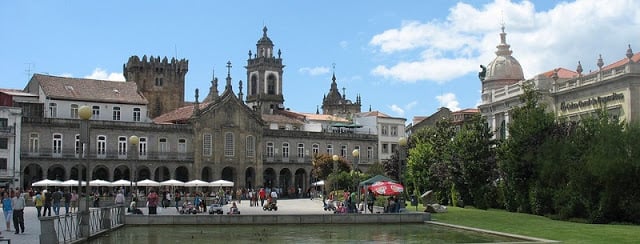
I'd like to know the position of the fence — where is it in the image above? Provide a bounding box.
[39,205,125,244]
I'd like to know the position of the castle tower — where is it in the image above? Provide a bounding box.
[245,26,285,114]
[123,55,189,118]
[321,71,361,117]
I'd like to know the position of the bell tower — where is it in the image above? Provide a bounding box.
[245,26,285,114]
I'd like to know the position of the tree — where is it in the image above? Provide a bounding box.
[497,82,555,213]
[450,114,497,209]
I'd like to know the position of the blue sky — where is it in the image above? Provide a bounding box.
[2,0,639,123]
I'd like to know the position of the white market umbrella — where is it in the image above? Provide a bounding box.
[31,179,63,187]
[111,179,132,186]
[160,179,185,187]
[311,180,324,186]
[61,179,87,187]
[136,179,160,187]
[184,179,210,187]
[89,179,113,187]
[210,180,234,187]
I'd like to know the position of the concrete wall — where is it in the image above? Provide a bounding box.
[125,213,430,225]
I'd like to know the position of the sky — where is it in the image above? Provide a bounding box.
[1,0,639,124]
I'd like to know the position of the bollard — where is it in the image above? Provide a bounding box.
[39,216,57,244]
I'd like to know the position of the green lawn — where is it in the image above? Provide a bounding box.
[427,206,640,243]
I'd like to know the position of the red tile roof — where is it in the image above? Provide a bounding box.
[30,74,147,105]
[540,67,579,79]
[153,102,210,124]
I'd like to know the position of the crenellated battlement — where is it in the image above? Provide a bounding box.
[125,55,189,74]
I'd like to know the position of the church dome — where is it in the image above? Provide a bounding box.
[257,26,273,46]
[483,27,524,83]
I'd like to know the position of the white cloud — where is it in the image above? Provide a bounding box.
[436,93,460,111]
[299,66,330,76]
[339,41,349,49]
[389,104,405,116]
[84,68,125,81]
[369,0,640,83]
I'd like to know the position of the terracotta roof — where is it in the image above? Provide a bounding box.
[539,67,579,79]
[599,52,640,72]
[31,74,147,105]
[452,108,479,114]
[262,113,304,125]
[153,102,210,124]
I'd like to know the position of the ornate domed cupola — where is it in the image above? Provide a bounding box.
[481,26,525,93]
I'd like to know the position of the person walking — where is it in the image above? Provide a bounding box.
[2,191,13,232]
[52,188,62,215]
[43,189,52,217]
[147,189,159,214]
[34,191,44,217]
[11,189,25,234]
[258,188,266,207]
[63,189,71,214]
[69,190,78,213]
[174,191,181,212]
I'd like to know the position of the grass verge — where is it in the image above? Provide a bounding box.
[428,206,640,243]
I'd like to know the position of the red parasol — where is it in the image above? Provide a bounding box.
[368,181,404,196]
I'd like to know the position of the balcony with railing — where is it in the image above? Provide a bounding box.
[0,126,14,137]
[21,148,194,161]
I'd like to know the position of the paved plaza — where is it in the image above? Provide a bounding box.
[3,198,386,244]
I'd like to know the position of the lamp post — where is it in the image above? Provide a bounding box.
[398,137,407,210]
[129,135,139,201]
[332,154,339,192]
[78,105,92,239]
[351,149,360,211]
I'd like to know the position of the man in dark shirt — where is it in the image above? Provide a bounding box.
[43,189,53,216]
[63,190,72,214]
[52,189,62,215]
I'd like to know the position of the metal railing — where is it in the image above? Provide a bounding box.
[40,205,125,244]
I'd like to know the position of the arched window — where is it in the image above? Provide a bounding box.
[267,74,276,95]
[251,75,258,96]
[282,142,289,158]
[246,135,255,158]
[297,143,304,158]
[224,132,234,157]
[266,142,274,157]
[52,133,63,157]
[203,133,212,156]
[97,135,107,158]
[118,136,127,157]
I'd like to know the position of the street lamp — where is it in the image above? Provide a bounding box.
[129,135,139,201]
[397,137,407,184]
[332,154,339,192]
[351,149,360,210]
[78,105,91,238]
[398,137,408,211]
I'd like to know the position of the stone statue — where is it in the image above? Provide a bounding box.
[478,65,487,81]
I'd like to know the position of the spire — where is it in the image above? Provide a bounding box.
[193,88,200,116]
[238,80,244,102]
[204,67,219,102]
[495,24,513,56]
[225,61,232,91]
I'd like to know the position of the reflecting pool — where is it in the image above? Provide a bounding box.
[90,224,525,243]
